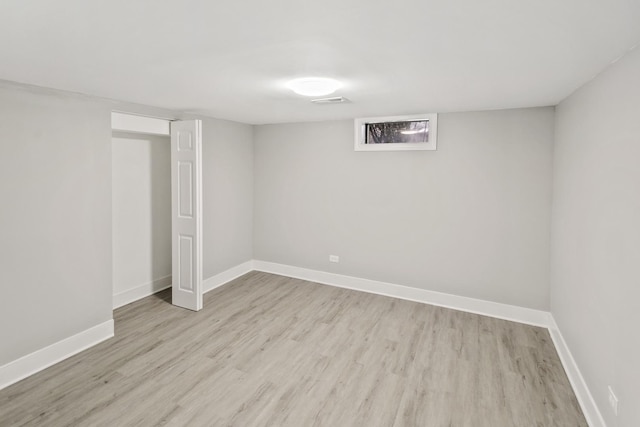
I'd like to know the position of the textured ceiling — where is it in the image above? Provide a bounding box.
[0,0,639,124]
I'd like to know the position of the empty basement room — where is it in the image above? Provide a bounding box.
[0,1,639,426]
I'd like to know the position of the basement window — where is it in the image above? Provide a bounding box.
[354,113,438,151]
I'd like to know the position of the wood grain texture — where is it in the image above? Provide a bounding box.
[0,272,587,426]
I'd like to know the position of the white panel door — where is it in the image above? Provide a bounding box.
[170,120,203,311]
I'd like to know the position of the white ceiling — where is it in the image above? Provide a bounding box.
[1,0,639,124]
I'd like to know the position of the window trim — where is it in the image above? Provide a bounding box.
[354,113,438,151]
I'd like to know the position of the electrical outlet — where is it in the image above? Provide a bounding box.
[329,255,340,263]
[608,386,618,416]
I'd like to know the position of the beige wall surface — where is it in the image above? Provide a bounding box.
[552,47,640,427]
[253,107,554,310]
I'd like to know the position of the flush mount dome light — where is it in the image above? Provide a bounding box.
[286,77,341,97]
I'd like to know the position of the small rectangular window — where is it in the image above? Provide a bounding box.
[355,114,437,151]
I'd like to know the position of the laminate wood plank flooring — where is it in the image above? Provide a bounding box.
[0,271,587,426]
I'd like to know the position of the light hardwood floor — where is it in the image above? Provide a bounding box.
[1,271,587,426]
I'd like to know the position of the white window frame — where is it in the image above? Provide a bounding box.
[354,113,438,151]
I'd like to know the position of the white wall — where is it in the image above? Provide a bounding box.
[254,107,554,310]
[552,47,640,427]
[0,82,112,366]
[112,132,171,299]
[201,118,254,278]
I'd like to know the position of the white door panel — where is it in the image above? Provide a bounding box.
[171,120,203,311]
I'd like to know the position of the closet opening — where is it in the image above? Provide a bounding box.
[111,113,203,311]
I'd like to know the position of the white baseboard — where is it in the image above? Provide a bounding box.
[112,261,254,309]
[548,317,606,427]
[203,260,254,293]
[0,319,114,391]
[253,260,552,328]
[113,275,172,309]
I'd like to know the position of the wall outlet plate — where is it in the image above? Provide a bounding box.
[329,255,340,263]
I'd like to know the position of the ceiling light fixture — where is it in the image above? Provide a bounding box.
[286,77,341,97]
[310,96,349,104]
